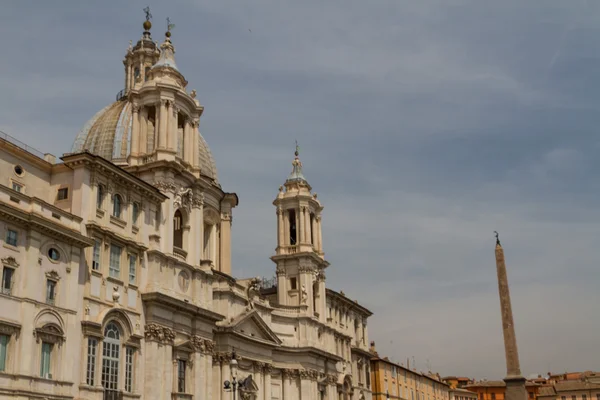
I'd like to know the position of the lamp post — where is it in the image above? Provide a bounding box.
[223,348,239,400]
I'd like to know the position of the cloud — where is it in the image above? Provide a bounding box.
[1,0,600,379]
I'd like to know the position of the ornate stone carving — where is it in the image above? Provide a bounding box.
[264,364,273,374]
[298,265,313,273]
[45,270,60,281]
[0,322,20,336]
[301,284,308,304]
[275,266,286,276]
[174,187,193,212]
[192,193,204,209]
[34,325,64,344]
[1,256,18,268]
[152,180,177,193]
[190,90,197,99]
[144,323,175,344]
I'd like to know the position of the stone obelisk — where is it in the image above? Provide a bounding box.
[494,232,527,400]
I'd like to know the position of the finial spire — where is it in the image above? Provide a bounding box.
[286,141,308,184]
[295,140,300,157]
[494,231,501,246]
[143,6,153,31]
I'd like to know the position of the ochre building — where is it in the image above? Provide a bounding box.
[0,14,373,400]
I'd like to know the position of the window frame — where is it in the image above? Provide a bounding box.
[128,254,137,285]
[5,228,18,247]
[132,202,140,226]
[11,180,23,193]
[86,337,98,386]
[92,238,101,271]
[1,267,14,295]
[112,194,123,219]
[57,187,69,201]
[40,341,53,378]
[109,244,122,279]
[102,322,121,395]
[0,334,8,372]
[97,184,105,209]
[177,359,187,393]
[46,279,57,305]
[125,347,135,392]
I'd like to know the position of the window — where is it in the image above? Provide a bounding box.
[46,279,57,305]
[125,347,134,392]
[0,334,8,371]
[5,229,18,247]
[144,66,151,82]
[288,209,297,245]
[290,277,297,290]
[86,338,97,385]
[92,239,101,270]
[97,185,105,209]
[109,245,122,278]
[40,341,53,378]
[57,188,68,201]
[582,396,587,400]
[102,323,121,398]
[48,248,60,261]
[12,182,22,192]
[491,394,496,400]
[177,359,186,393]
[14,165,23,176]
[132,202,140,225]
[128,254,136,284]
[1,267,14,295]
[173,210,183,249]
[112,194,122,218]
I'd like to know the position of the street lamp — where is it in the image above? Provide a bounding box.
[223,348,240,400]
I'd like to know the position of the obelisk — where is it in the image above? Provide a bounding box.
[494,232,527,400]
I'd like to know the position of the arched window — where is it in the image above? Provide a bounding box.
[102,323,121,398]
[97,184,105,209]
[112,194,122,219]
[144,66,150,81]
[173,210,183,249]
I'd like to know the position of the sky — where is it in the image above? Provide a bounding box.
[1,0,599,380]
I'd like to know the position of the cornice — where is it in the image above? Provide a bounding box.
[0,137,52,170]
[0,201,93,248]
[141,291,224,323]
[61,151,167,203]
[326,289,373,317]
[85,221,147,252]
[0,184,84,223]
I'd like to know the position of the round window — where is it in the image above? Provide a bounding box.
[14,165,24,176]
[48,248,60,261]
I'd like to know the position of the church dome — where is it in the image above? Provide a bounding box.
[71,98,218,181]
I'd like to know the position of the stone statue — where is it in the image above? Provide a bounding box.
[301,284,308,304]
[246,277,261,309]
[174,187,193,212]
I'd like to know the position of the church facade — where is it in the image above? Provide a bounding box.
[0,15,373,400]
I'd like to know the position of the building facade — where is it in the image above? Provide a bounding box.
[465,380,540,400]
[536,381,600,400]
[0,15,373,400]
[369,342,449,400]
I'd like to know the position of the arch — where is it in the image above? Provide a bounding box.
[173,209,184,249]
[203,207,220,225]
[34,308,66,332]
[98,308,134,340]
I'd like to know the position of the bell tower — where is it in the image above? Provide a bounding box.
[271,145,328,321]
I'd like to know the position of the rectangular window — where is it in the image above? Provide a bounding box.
[12,182,22,192]
[290,277,297,290]
[128,254,136,284]
[40,342,53,378]
[92,239,101,271]
[2,267,14,295]
[0,334,8,371]
[57,188,68,200]
[46,280,57,305]
[125,347,134,392]
[97,185,104,208]
[132,202,139,225]
[86,338,97,385]
[177,359,186,393]
[5,229,18,247]
[109,245,122,278]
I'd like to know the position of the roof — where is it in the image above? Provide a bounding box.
[537,386,556,397]
[554,381,600,392]
[466,381,539,388]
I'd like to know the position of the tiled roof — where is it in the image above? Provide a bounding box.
[554,381,600,392]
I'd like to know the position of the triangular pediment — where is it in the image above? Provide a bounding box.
[225,310,282,346]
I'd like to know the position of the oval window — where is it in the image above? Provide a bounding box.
[48,248,60,261]
[14,165,24,176]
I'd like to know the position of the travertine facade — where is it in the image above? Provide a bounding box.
[0,14,372,400]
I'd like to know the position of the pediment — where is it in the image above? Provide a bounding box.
[227,310,282,346]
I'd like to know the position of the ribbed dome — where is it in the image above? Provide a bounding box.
[71,99,218,180]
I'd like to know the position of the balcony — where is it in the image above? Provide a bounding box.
[104,390,123,400]
[173,247,187,262]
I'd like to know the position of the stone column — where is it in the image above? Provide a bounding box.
[494,237,528,400]
[167,102,177,152]
[131,105,140,159]
[277,207,284,249]
[264,365,272,400]
[158,100,167,149]
[139,107,148,155]
[205,351,214,400]
[298,207,305,244]
[194,351,204,398]
[172,358,178,393]
[316,216,323,252]
[220,212,232,274]
[283,370,291,400]
[311,214,316,247]
[283,210,290,246]
[192,119,200,169]
[183,119,192,163]
[304,208,311,245]
[193,194,204,267]
[277,267,287,305]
